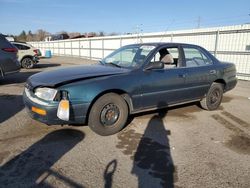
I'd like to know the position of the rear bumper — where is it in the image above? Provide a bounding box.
[23,89,89,125]
[225,78,237,92]
[33,56,39,63]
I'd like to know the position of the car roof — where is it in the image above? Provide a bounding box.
[11,41,33,47]
[12,41,28,45]
[125,42,200,48]
[12,41,27,43]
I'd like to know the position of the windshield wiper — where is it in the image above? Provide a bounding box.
[99,60,104,65]
[107,62,122,68]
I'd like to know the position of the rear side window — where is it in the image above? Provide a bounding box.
[13,43,30,50]
[13,44,22,50]
[183,47,212,67]
[22,45,30,50]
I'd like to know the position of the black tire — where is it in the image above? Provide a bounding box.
[21,57,34,69]
[200,83,224,110]
[88,93,128,136]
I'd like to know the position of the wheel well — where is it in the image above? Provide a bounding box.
[214,79,226,90]
[21,56,33,62]
[85,89,133,124]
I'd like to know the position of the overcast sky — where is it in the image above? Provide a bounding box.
[0,0,250,35]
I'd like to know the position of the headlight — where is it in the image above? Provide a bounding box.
[35,88,57,101]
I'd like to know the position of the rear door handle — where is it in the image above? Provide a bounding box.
[209,70,216,74]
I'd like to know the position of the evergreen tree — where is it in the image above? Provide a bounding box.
[26,30,33,41]
[17,30,27,42]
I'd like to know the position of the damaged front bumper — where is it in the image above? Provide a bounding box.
[23,88,89,125]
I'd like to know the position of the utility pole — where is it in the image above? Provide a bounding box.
[135,24,143,43]
[136,25,139,43]
[139,24,143,43]
[197,16,201,28]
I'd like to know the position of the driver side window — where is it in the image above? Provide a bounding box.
[150,47,179,69]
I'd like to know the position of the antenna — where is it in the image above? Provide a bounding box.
[159,19,175,42]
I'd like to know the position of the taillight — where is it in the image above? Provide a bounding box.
[33,49,38,55]
[2,48,18,53]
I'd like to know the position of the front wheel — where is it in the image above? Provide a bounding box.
[200,83,224,110]
[88,93,128,136]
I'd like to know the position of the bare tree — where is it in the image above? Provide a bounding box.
[35,29,49,41]
[16,30,27,42]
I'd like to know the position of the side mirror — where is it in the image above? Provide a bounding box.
[145,61,164,70]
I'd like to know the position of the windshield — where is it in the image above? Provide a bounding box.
[101,45,156,69]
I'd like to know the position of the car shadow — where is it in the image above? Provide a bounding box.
[0,71,40,85]
[0,94,24,124]
[0,129,85,187]
[34,63,61,69]
[0,63,61,85]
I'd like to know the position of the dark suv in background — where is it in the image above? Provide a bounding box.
[0,34,20,78]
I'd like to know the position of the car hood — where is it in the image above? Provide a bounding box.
[26,64,130,89]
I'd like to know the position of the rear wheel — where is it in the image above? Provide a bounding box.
[88,93,128,136]
[200,83,223,110]
[21,57,34,69]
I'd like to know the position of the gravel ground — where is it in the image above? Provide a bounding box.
[0,56,250,188]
